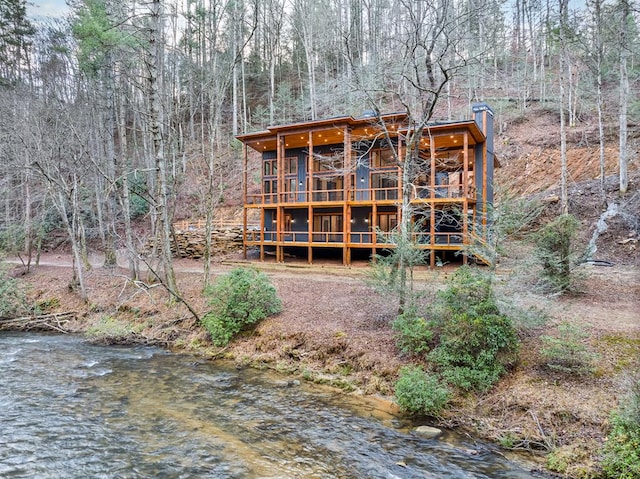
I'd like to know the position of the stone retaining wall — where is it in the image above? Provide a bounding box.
[146,226,244,259]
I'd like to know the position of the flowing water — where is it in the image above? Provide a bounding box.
[0,332,539,478]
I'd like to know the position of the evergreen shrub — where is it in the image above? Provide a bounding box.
[534,214,582,293]
[395,365,451,416]
[392,266,519,392]
[392,306,434,355]
[540,322,597,375]
[202,268,281,346]
[428,309,519,391]
[602,377,640,479]
[0,262,27,318]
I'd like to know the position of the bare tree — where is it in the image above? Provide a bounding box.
[585,0,608,207]
[348,0,471,311]
[618,0,630,194]
[30,100,94,301]
[146,0,179,297]
[558,0,569,214]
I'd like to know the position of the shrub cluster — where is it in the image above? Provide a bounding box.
[202,268,282,347]
[534,214,582,293]
[601,377,640,479]
[394,366,451,417]
[393,266,519,415]
[539,322,598,375]
[0,262,28,319]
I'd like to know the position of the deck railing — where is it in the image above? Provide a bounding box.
[244,229,464,247]
[247,185,475,206]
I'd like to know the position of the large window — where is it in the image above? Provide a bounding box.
[283,177,299,202]
[313,177,344,201]
[285,157,298,174]
[263,159,277,176]
[376,213,398,231]
[263,179,277,203]
[313,214,343,242]
[371,173,398,200]
[370,148,396,168]
[313,151,344,172]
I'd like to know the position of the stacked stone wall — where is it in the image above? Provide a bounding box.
[146,225,244,259]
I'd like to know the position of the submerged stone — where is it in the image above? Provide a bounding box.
[415,425,442,439]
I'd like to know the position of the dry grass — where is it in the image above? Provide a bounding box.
[8,250,640,478]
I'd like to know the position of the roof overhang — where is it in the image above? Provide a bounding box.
[236,115,487,153]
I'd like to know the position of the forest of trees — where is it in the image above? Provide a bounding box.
[0,0,638,297]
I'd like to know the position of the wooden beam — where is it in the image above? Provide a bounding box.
[243,143,248,260]
[463,132,469,265]
[430,138,436,200]
[372,202,378,254]
[344,125,351,266]
[260,208,265,261]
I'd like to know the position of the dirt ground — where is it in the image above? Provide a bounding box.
[8,244,639,477]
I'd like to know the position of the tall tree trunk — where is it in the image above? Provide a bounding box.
[56,181,87,302]
[103,63,118,267]
[148,0,179,297]
[618,0,629,194]
[117,74,140,279]
[23,152,33,272]
[594,0,606,207]
[558,0,569,214]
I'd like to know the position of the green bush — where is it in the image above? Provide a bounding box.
[392,306,434,355]
[534,214,582,293]
[540,322,597,375]
[395,365,451,416]
[0,225,25,254]
[202,268,282,346]
[392,266,519,392]
[127,172,150,219]
[0,262,27,318]
[436,266,498,316]
[601,377,640,479]
[428,310,519,391]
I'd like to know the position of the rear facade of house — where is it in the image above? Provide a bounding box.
[237,103,495,267]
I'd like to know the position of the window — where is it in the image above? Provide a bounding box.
[376,213,398,232]
[313,214,343,242]
[371,173,398,200]
[264,159,277,176]
[285,157,298,174]
[313,177,344,201]
[371,148,395,168]
[283,177,298,202]
[313,152,344,172]
[285,178,297,193]
[263,179,277,203]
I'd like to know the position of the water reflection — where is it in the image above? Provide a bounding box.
[0,332,538,478]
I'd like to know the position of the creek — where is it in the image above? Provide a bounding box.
[0,332,540,478]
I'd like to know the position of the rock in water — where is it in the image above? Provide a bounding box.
[415,425,442,439]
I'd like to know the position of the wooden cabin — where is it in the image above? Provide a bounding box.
[237,102,496,267]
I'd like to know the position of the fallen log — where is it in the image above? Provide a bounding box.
[0,311,76,333]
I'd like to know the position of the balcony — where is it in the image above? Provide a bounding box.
[246,185,475,206]
[245,229,464,248]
